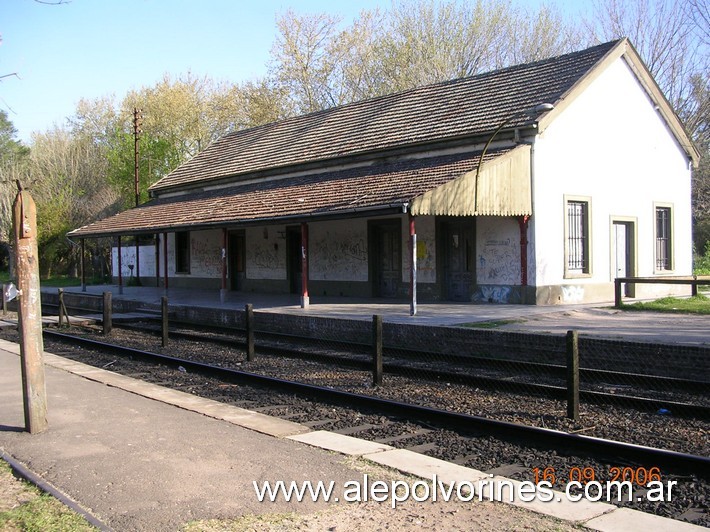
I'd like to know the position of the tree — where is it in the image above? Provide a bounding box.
[269,1,585,114]
[0,111,30,270]
[585,0,709,254]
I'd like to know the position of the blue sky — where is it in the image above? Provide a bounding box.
[2,0,589,143]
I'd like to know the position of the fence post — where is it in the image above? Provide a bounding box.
[566,330,579,421]
[372,314,383,386]
[245,304,255,361]
[57,288,64,327]
[102,291,112,335]
[614,278,622,308]
[161,296,169,347]
[2,283,7,316]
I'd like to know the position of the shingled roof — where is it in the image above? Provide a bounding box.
[149,40,621,193]
[70,148,509,237]
[74,39,683,238]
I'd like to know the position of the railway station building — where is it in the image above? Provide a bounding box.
[69,38,699,307]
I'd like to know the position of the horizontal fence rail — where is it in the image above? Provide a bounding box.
[614,276,710,307]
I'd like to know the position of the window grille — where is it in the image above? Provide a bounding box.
[656,207,671,270]
[567,201,588,272]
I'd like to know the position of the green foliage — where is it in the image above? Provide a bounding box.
[694,242,710,275]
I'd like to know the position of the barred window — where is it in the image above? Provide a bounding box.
[655,207,672,270]
[567,200,589,273]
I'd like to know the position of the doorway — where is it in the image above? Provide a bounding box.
[287,227,302,294]
[370,220,401,298]
[612,221,635,297]
[442,219,475,301]
[228,231,245,291]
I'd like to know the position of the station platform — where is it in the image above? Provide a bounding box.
[2,342,705,531]
[43,284,710,345]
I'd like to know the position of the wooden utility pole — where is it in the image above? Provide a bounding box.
[133,108,142,285]
[13,184,48,434]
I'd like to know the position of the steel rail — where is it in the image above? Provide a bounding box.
[43,329,710,477]
[91,323,710,419]
[110,317,710,394]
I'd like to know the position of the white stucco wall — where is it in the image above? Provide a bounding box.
[400,215,436,284]
[111,244,157,278]
[476,217,520,285]
[310,219,368,281]
[246,225,287,280]
[113,230,225,280]
[532,56,693,301]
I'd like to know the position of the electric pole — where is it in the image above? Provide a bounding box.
[133,108,142,285]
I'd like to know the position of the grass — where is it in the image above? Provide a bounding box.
[619,294,710,314]
[460,318,526,329]
[0,461,95,531]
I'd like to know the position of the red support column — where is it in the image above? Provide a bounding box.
[409,214,417,316]
[220,228,228,303]
[163,231,169,291]
[117,236,123,295]
[301,222,309,308]
[518,215,530,303]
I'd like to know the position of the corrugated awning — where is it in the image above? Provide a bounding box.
[410,144,531,216]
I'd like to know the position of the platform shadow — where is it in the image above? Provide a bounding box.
[0,424,25,433]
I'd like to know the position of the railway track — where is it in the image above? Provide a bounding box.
[3,316,709,525]
[106,319,710,419]
[37,328,710,476]
[37,330,710,479]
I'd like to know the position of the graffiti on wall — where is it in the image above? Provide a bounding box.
[562,285,584,303]
[311,233,368,281]
[478,225,519,284]
[247,228,287,279]
[410,216,436,284]
[191,238,222,276]
[473,285,512,303]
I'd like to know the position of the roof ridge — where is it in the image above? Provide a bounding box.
[150,39,623,192]
[219,39,622,142]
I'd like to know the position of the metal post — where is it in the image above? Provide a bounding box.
[372,314,383,386]
[220,228,228,303]
[161,296,169,347]
[566,330,579,421]
[117,236,123,295]
[102,291,112,335]
[245,304,255,361]
[163,231,169,291]
[301,222,309,308]
[518,215,530,303]
[58,288,64,327]
[13,185,47,434]
[155,234,160,287]
[409,215,417,316]
[614,278,621,308]
[2,283,6,316]
[80,238,86,292]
